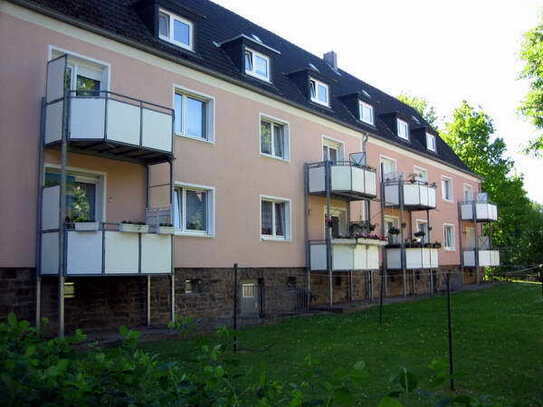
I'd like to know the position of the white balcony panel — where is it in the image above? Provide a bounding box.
[310,240,382,271]
[70,98,105,140]
[460,203,498,221]
[46,57,66,103]
[387,248,439,269]
[308,167,325,193]
[45,101,63,144]
[106,100,140,145]
[142,108,172,152]
[350,166,377,196]
[104,231,139,274]
[141,234,171,273]
[66,231,103,275]
[385,184,436,208]
[41,232,59,275]
[42,185,60,230]
[464,250,500,267]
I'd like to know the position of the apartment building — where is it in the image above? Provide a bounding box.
[0,0,499,334]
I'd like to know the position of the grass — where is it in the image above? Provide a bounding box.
[144,283,543,406]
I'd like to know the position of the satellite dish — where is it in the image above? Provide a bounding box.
[350,152,366,166]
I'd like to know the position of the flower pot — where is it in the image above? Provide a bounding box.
[119,223,149,233]
[74,221,99,231]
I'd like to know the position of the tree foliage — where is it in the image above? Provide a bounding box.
[443,101,543,266]
[519,13,543,157]
[397,93,439,129]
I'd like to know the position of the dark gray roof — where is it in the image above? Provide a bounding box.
[17,0,472,173]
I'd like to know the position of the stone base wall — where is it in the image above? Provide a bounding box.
[1,265,477,333]
[0,268,35,322]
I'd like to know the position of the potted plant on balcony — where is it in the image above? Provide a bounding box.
[72,185,99,231]
[388,226,400,236]
[158,223,175,235]
[119,221,149,233]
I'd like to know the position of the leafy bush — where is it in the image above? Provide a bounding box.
[0,314,507,406]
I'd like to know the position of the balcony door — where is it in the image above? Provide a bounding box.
[380,156,397,179]
[322,138,343,163]
[325,208,347,238]
[52,50,108,96]
[465,227,475,249]
[384,215,400,244]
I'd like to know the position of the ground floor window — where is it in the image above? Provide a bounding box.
[260,196,291,240]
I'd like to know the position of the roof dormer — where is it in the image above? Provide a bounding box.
[379,112,412,142]
[338,91,374,126]
[218,34,279,84]
[287,68,332,108]
[412,127,438,153]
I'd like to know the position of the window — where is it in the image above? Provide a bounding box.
[413,166,428,182]
[443,224,455,250]
[287,276,297,287]
[260,117,289,159]
[359,101,374,125]
[174,89,214,141]
[184,279,202,294]
[384,216,400,244]
[441,176,453,201]
[325,208,347,238]
[64,281,75,299]
[261,197,291,240]
[416,220,429,243]
[426,133,436,152]
[397,119,409,140]
[173,185,214,236]
[242,283,256,298]
[45,169,103,222]
[463,184,474,201]
[309,78,329,106]
[380,156,397,179]
[244,48,270,81]
[322,138,343,163]
[158,9,193,50]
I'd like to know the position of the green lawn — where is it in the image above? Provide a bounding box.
[144,283,543,406]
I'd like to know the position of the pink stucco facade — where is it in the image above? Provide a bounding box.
[0,3,481,271]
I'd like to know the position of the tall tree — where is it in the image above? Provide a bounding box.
[397,93,439,129]
[519,14,543,156]
[443,101,542,266]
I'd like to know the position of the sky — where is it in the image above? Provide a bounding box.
[214,0,543,203]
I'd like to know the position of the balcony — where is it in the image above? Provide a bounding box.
[308,161,377,200]
[309,238,386,271]
[460,201,498,222]
[384,180,437,210]
[386,247,439,269]
[44,56,173,165]
[40,185,172,276]
[463,250,500,267]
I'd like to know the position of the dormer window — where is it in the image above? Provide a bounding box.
[158,9,193,51]
[244,48,270,82]
[426,133,436,152]
[309,78,329,106]
[359,101,374,125]
[397,118,409,141]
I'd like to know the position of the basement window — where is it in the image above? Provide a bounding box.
[184,279,202,294]
[64,281,75,299]
[159,9,193,51]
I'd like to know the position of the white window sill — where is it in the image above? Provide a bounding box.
[176,133,215,145]
[158,35,193,52]
[259,152,290,162]
[310,98,330,108]
[261,235,291,242]
[444,247,456,252]
[442,198,455,203]
[245,71,271,83]
[175,230,215,238]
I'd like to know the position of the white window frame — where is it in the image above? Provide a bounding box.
[415,219,429,243]
[426,133,437,152]
[463,183,474,201]
[50,47,110,91]
[379,155,397,178]
[322,136,344,162]
[260,195,292,241]
[384,215,400,244]
[173,182,215,237]
[413,166,428,182]
[397,118,409,141]
[258,114,290,161]
[158,8,193,51]
[173,85,215,143]
[44,164,107,222]
[443,224,456,251]
[244,48,271,82]
[309,77,330,106]
[323,207,348,238]
[359,101,374,125]
[441,176,454,202]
